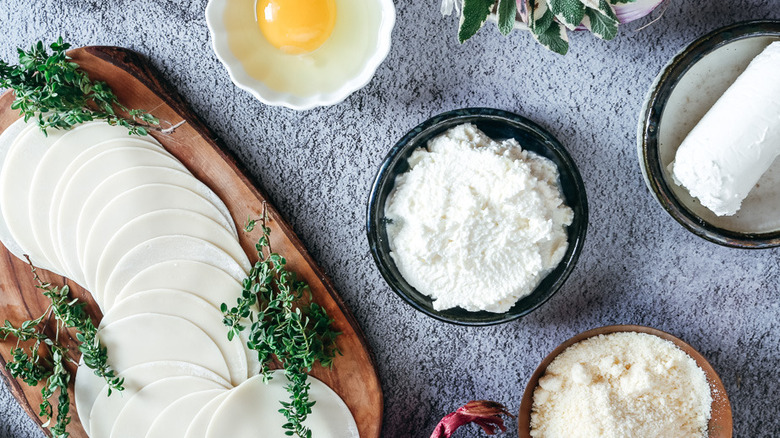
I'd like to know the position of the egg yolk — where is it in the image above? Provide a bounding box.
[256,0,337,55]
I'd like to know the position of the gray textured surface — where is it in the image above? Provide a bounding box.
[1,1,779,437]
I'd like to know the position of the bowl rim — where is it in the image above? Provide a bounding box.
[204,0,396,111]
[517,324,733,438]
[365,108,588,326]
[637,19,780,248]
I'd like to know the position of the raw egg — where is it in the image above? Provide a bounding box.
[256,0,337,55]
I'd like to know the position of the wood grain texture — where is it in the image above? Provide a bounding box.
[0,46,382,438]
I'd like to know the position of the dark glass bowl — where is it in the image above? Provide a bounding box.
[366,108,588,326]
[638,20,780,248]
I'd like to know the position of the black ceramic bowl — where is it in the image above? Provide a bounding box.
[638,20,780,248]
[366,108,588,326]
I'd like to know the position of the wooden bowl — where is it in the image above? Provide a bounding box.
[517,325,732,437]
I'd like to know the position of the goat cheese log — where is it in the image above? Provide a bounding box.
[0,119,358,438]
[671,41,780,216]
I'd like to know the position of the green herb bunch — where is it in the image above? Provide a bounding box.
[0,38,160,136]
[453,0,638,54]
[222,205,341,438]
[0,259,124,438]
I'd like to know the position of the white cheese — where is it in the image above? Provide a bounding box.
[113,260,261,378]
[206,371,359,438]
[0,124,66,271]
[530,332,712,438]
[97,313,232,383]
[108,376,225,438]
[100,289,249,386]
[385,123,573,313]
[114,260,243,313]
[53,145,186,285]
[0,119,32,262]
[84,184,240,295]
[29,122,161,270]
[184,391,231,438]
[75,165,236,268]
[98,235,249,309]
[76,360,230,436]
[89,208,245,296]
[671,41,780,216]
[146,388,228,438]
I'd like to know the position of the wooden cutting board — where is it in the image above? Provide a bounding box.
[0,46,382,438]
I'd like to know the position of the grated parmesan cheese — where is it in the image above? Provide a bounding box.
[530,332,712,438]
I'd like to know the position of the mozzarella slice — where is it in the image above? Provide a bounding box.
[206,371,359,438]
[99,235,249,310]
[75,360,230,436]
[145,388,227,438]
[97,313,232,383]
[108,376,225,438]
[112,260,261,378]
[184,391,231,438]
[88,208,245,298]
[28,123,161,271]
[46,138,170,277]
[0,119,33,261]
[76,165,236,269]
[116,260,244,309]
[53,146,187,285]
[672,41,780,216]
[0,123,66,270]
[100,289,248,386]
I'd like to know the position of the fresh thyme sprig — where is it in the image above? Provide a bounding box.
[222,203,341,438]
[0,259,124,438]
[0,37,161,136]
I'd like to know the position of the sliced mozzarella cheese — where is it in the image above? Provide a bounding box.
[672,41,780,216]
[116,260,244,309]
[113,260,261,378]
[184,390,231,438]
[206,371,359,438]
[88,208,246,298]
[97,313,232,383]
[0,123,67,270]
[28,123,161,270]
[53,146,187,285]
[100,289,248,386]
[76,166,236,270]
[46,138,170,277]
[75,360,230,436]
[99,235,249,310]
[145,388,227,438]
[107,376,225,438]
[0,119,33,261]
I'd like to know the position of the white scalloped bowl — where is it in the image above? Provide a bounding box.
[205,0,395,110]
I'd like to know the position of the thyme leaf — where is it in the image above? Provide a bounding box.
[0,38,161,136]
[223,203,341,438]
[0,259,123,438]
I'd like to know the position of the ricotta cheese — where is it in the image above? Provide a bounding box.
[530,332,712,438]
[671,41,780,216]
[385,123,573,313]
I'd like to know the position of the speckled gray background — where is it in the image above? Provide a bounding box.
[1,1,779,437]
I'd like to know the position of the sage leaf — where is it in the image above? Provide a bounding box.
[458,0,495,43]
[528,0,553,34]
[582,0,618,40]
[532,20,569,55]
[497,0,517,35]
[548,0,586,30]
